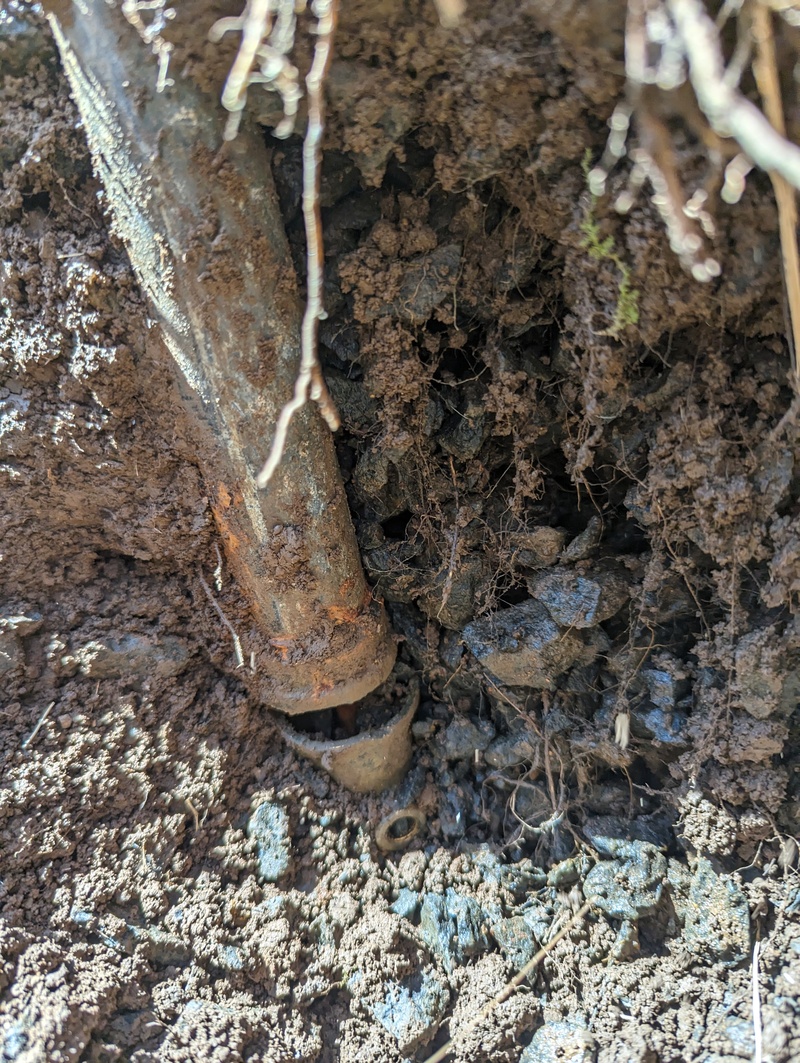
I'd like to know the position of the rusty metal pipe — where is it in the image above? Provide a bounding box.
[45,0,396,712]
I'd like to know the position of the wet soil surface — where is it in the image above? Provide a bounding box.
[2,2,800,1061]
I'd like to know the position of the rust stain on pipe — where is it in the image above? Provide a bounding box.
[45,0,396,712]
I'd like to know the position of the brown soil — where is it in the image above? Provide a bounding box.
[2,2,799,1062]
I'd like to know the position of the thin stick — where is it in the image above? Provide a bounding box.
[257,0,340,488]
[752,938,763,1063]
[21,701,56,751]
[421,899,594,1063]
[199,573,246,668]
[751,1,800,386]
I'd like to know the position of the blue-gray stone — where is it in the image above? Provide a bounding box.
[420,889,490,973]
[520,1021,596,1063]
[74,634,190,679]
[583,840,666,921]
[247,802,291,882]
[527,568,628,629]
[491,915,538,968]
[630,703,688,748]
[370,970,449,1053]
[391,888,420,921]
[684,857,750,966]
[0,1024,28,1063]
[440,716,494,761]
[463,600,584,690]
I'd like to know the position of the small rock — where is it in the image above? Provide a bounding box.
[439,630,464,671]
[583,814,674,851]
[527,566,628,629]
[420,889,491,973]
[561,515,603,562]
[583,838,666,920]
[393,243,462,324]
[247,802,291,883]
[417,555,490,629]
[440,716,494,761]
[491,916,538,968]
[484,729,540,770]
[369,970,449,1054]
[463,599,584,689]
[0,613,43,637]
[683,857,750,966]
[325,370,378,432]
[438,784,475,841]
[390,888,420,921]
[513,527,567,569]
[547,852,591,887]
[411,720,436,741]
[363,545,417,604]
[734,626,800,719]
[73,635,190,680]
[520,1022,596,1063]
[641,659,690,710]
[514,784,551,829]
[437,395,488,461]
[630,702,688,750]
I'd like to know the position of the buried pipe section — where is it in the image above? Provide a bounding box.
[277,670,420,794]
[45,0,396,727]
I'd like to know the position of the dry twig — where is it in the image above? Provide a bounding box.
[752,938,763,1063]
[199,572,246,669]
[21,701,56,751]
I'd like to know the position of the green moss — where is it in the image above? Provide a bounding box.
[579,150,639,338]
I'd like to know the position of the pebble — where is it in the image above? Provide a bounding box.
[527,567,628,628]
[437,394,488,461]
[734,627,800,720]
[71,634,190,680]
[683,857,750,966]
[583,838,666,920]
[0,613,43,637]
[511,527,566,570]
[491,915,538,968]
[462,599,584,689]
[439,716,495,761]
[0,632,22,674]
[246,802,292,883]
[561,515,603,562]
[369,970,450,1054]
[520,1021,596,1063]
[630,702,688,749]
[390,888,420,921]
[484,726,540,770]
[417,555,490,629]
[420,889,491,973]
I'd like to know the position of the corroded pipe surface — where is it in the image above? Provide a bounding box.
[45,0,395,711]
